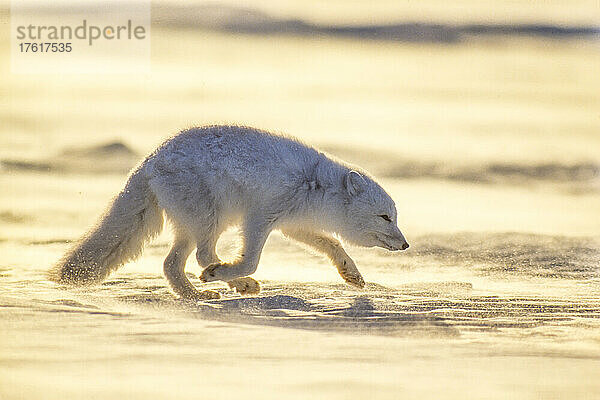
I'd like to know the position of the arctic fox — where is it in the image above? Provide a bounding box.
[50,125,409,300]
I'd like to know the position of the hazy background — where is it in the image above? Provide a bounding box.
[1,1,600,399]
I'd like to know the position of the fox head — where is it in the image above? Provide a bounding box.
[339,170,409,251]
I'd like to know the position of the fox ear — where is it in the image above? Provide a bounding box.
[345,170,367,197]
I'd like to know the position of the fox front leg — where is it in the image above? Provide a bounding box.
[281,228,365,288]
[194,229,261,295]
[200,215,272,283]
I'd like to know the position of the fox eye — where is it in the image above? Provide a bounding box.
[378,214,391,222]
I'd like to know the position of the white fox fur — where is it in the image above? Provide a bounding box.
[50,125,409,300]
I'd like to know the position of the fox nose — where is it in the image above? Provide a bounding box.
[401,242,409,250]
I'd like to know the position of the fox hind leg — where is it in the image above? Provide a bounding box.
[195,234,220,268]
[163,229,220,301]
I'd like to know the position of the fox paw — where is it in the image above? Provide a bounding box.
[342,272,365,289]
[199,289,221,300]
[228,277,261,295]
[336,257,365,289]
[182,289,221,302]
[200,263,226,282]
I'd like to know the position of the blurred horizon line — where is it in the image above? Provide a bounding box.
[5,3,599,44]
[154,4,600,44]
